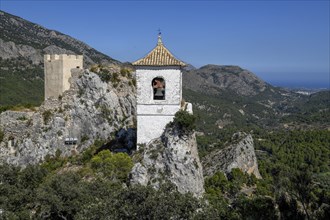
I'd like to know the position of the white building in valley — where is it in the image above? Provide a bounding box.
[133,34,189,145]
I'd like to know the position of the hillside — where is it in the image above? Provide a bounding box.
[183,64,270,96]
[0,11,119,65]
[0,10,120,106]
[182,65,330,156]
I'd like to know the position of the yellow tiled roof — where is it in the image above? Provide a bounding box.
[132,36,186,67]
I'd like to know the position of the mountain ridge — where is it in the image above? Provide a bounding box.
[0,10,119,66]
[183,64,273,97]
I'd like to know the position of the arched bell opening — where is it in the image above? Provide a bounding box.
[151,77,165,100]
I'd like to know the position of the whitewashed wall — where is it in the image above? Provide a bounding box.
[136,67,182,105]
[137,115,175,145]
[136,66,183,145]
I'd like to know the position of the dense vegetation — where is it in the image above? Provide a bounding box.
[1,129,329,219]
[0,144,203,219]
[181,87,330,219]
[201,130,330,219]
[183,88,330,157]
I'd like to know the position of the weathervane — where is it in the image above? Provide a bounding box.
[157,28,162,45]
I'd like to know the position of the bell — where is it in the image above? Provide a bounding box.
[155,88,164,97]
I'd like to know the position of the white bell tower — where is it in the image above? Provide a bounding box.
[133,34,186,145]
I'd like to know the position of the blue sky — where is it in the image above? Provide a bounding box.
[1,0,329,88]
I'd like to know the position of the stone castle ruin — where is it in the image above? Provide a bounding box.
[44,54,83,100]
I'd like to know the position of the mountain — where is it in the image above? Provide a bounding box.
[0,10,120,106]
[0,11,119,65]
[183,64,269,96]
[182,65,330,156]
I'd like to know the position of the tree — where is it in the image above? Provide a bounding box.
[91,150,133,182]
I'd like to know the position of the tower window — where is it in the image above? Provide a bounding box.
[152,77,165,100]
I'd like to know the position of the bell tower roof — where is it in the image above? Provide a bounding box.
[132,33,186,67]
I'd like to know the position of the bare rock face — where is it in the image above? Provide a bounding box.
[130,126,205,197]
[202,132,262,179]
[0,69,136,166]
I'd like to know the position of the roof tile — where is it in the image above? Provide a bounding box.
[133,36,186,67]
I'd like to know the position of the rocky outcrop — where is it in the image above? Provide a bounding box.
[0,69,136,166]
[202,132,262,179]
[130,126,205,197]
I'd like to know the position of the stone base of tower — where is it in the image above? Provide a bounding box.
[137,115,175,146]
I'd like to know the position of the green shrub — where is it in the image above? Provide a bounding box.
[91,150,133,182]
[42,110,52,124]
[98,69,111,82]
[111,72,120,86]
[80,144,98,164]
[173,110,196,131]
[81,135,89,143]
[41,153,67,172]
[120,68,129,77]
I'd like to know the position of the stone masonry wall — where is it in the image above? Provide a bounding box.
[44,54,83,100]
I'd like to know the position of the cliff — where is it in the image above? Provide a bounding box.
[130,125,205,197]
[202,132,262,179]
[0,69,136,166]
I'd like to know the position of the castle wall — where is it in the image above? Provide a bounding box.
[44,56,63,100]
[62,55,83,92]
[44,54,83,100]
